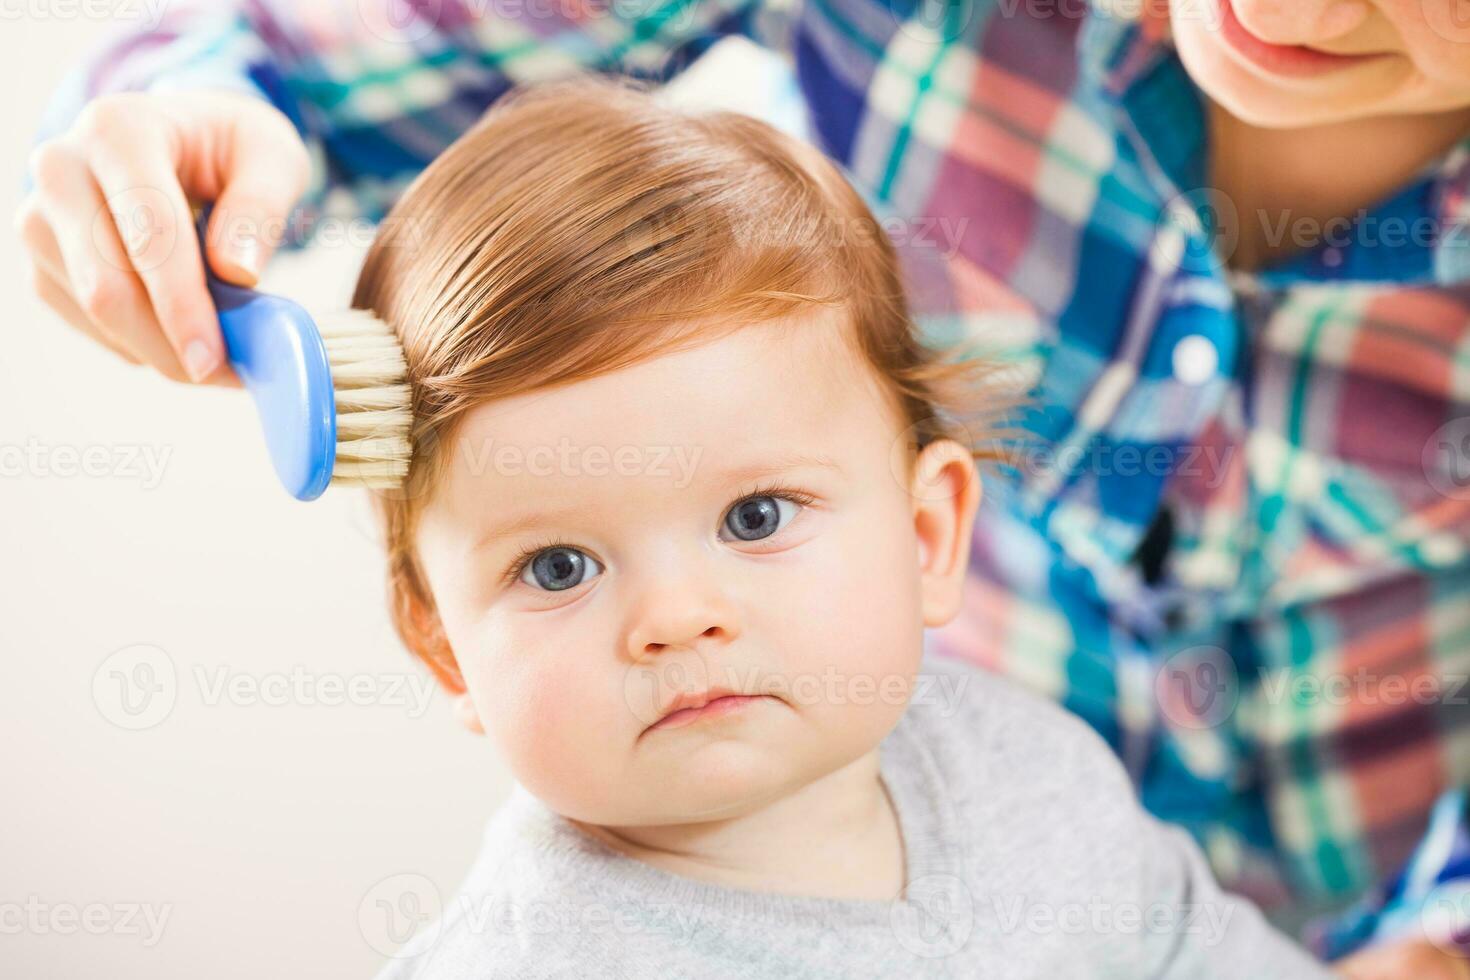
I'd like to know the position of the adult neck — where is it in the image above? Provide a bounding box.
[1205,99,1470,271]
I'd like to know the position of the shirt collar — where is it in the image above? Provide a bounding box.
[1079,2,1211,203]
[1078,0,1174,97]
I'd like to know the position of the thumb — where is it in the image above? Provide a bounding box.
[205,174,306,286]
[200,109,311,285]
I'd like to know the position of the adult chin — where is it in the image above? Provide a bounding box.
[1168,0,1415,128]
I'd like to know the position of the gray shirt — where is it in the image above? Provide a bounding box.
[375,653,1335,979]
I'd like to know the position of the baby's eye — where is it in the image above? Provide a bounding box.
[720,493,801,543]
[517,547,603,592]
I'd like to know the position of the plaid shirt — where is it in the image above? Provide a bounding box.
[40,0,1470,955]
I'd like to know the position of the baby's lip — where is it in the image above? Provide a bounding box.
[646,687,777,732]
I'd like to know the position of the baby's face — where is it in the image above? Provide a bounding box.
[414,307,979,826]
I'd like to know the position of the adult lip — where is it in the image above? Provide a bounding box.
[646,687,775,732]
[1217,0,1388,78]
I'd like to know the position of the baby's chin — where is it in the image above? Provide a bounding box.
[538,716,885,829]
[543,737,813,828]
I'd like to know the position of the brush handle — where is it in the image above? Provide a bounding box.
[196,204,337,501]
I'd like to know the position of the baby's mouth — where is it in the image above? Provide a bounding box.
[645,692,779,733]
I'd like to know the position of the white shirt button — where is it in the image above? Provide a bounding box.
[1172,334,1218,386]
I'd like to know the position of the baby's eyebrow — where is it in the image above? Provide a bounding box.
[712,450,845,488]
[471,506,591,551]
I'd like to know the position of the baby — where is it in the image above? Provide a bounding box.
[357,78,1332,979]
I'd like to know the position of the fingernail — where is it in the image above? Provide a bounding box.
[230,237,261,279]
[183,339,220,382]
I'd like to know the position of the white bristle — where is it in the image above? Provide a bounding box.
[335,408,412,439]
[329,356,408,383]
[316,308,413,490]
[335,385,411,412]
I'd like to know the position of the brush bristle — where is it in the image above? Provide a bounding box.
[318,309,412,489]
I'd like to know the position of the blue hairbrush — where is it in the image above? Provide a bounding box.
[197,205,411,500]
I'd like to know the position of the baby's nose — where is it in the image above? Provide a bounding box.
[629,600,739,659]
[623,559,742,658]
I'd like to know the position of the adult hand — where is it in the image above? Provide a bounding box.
[14,89,311,385]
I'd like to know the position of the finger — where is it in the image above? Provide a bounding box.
[205,154,310,287]
[28,260,143,366]
[14,194,70,283]
[82,132,225,384]
[18,193,144,363]
[171,92,312,285]
[27,140,191,383]
[19,190,242,390]
[196,355,243,389]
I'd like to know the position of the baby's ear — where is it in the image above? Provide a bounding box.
[452,692,486,735]
[402,587,484,734]
[907,438,981,628]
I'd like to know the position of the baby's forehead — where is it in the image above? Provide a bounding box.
[436,310,900,498]
[462,312,880,447]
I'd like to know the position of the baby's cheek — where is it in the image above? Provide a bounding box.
[780,516,924,717]
[483,649,626,819]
